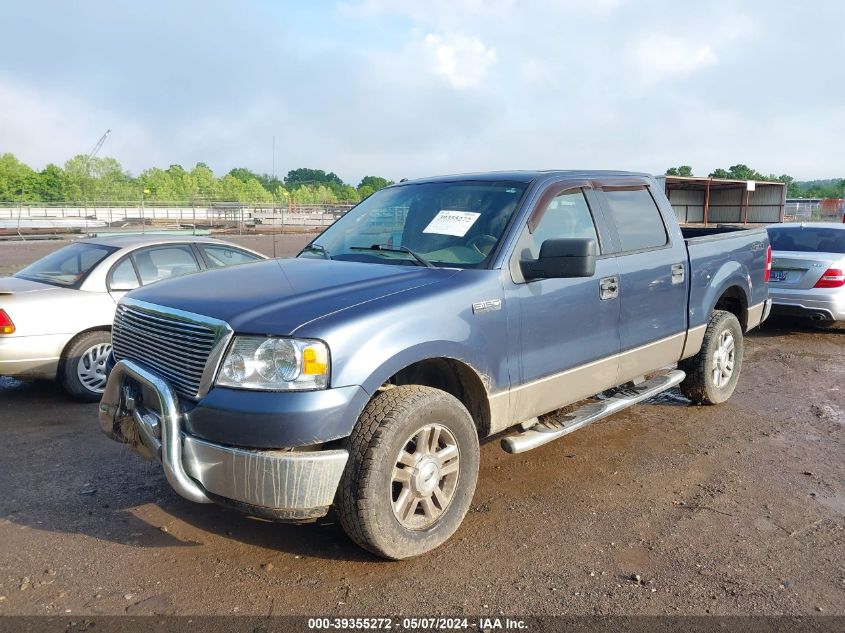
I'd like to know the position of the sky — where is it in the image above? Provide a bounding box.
[1,0,843,183]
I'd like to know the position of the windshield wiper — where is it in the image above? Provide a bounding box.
[350,244,435,268]
[300,243,331,260]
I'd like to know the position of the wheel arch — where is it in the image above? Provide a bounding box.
[371,356,493,438]
[58,326,112,366]
[712,284,749,330]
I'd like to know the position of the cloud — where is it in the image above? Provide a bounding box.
[630,34,718,83]
[0,1,843,182]
[423,33,497,89]
[0,75,152,169]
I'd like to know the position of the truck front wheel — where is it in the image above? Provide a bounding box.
[680,310,744,405]
[336,385,480,560]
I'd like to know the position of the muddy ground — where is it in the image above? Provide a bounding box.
[0,237,843,617]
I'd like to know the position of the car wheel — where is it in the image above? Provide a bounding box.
[336,385,479,560]
[60,331,112,402]
[679,310,744,405]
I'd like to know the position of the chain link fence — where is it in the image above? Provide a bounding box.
[0,201,355,240]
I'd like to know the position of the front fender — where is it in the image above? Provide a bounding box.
[357,342,495,397]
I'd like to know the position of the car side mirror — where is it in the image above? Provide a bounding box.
[520,238,597,280]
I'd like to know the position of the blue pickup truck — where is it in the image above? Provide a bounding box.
[99,171,772,559]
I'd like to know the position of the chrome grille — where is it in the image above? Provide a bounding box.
[112,301,229,400]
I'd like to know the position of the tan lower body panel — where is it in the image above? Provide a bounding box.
[488,332,686,434]
[746,301,767,330]
[680,324,707,360]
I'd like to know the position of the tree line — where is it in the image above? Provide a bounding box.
[665,164,844,199]
[2,152,840,204]
[0,153,394,205]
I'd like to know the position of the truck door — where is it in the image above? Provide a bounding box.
[504,182,621,423]
[595,183,688,383]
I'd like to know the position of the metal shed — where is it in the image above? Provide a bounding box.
[657,176,786,225]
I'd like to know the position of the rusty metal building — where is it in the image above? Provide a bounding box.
[656,176,786,225]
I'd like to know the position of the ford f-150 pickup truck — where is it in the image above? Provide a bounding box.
[99,170,772,559]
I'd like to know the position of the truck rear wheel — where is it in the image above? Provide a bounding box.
[679,310,744,405]
[336,385,479,560]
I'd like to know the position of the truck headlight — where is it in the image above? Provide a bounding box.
[216,336,329,390]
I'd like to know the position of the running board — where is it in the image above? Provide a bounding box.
[500,369,686,454]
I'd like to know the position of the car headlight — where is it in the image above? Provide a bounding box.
[216,336,329,391]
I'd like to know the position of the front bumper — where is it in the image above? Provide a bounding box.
[99,359,349,519]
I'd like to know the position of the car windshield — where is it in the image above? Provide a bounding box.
[300,180,528,268]
[768,226,845,254]
[15,242,116,287]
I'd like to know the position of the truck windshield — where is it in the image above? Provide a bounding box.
[300,181,528,268]
[15,242,117,288]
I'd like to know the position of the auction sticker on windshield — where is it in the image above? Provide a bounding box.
[423,210,481,237]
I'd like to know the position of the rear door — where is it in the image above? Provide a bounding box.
[504,180,621,421]
[594,181,688,382]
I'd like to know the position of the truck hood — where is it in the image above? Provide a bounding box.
[124,258,458,335]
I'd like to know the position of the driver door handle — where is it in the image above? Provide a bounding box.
[600,276,619,300]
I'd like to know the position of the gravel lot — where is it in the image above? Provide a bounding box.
[0,236,843,617]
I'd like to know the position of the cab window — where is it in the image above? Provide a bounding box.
[528,189,600,258]
[603,187,668,252]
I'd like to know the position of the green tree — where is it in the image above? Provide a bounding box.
[284,168,345,189]
[31,164,66,202]
[241,178,273,203]
[62,155,96,203]
[190,164,218,200]
[0,153,36,201]
[665,166,693,177]
[708,164,765,181]
[228,167,259,183]
[217,174,244,201]
[93,157,132,201]
[357,175,393,191]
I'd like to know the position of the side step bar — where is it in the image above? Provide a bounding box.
[501,369,686,454]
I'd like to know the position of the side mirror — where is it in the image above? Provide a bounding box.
[520,238,597,280]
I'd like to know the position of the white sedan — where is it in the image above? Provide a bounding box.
[0,235,265,400]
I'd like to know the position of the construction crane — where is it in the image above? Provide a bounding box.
[88,129,111,159]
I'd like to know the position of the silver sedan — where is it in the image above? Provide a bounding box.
[0,235,265,400]
[766,222,845,327]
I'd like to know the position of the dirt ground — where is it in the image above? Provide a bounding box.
[0,237,843,617]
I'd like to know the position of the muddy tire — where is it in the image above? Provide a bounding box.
[336,385,479,560]
[680,310,744,405]
[59,330,112,402]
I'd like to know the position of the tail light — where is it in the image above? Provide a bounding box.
[814,268,845,289]
[764,245,772,282]
[0,309,14,334]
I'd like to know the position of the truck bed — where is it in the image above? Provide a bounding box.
[682,225,770,331]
